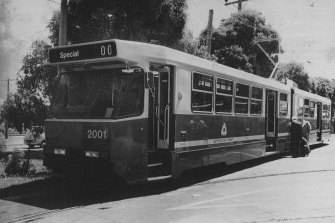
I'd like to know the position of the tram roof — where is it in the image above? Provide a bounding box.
[48,39,329,102]
[295,88,331,104]
[114,39,291,92]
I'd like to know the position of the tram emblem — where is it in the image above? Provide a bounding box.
[221,122,228,137]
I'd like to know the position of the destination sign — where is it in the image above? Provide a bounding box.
[48,41,117,63]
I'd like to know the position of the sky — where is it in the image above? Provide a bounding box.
[0,0,335,104]
[187,0,335,79]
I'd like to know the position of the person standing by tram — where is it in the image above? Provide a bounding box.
[301,119,311,156]
[288,116,303,157]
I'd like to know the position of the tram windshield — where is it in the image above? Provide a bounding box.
[49,68,144,119]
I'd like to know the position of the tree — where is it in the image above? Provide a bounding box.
[0,93,47,132]
[275,62,310,91]
[48,0,187,47]
[310,77,334,98]
[199,10,281,77]
[17,40,58,102]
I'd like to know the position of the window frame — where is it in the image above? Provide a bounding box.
[297,97,304,118]
[279,93,289,117]
[191,72,214,113]
[215,77,234,114]
[234,82,250,115]
[250,86,263,116]
[304,98,310,118]
[309,101,316,118]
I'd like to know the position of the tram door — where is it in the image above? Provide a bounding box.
[150,66,171,150]
[316,102,322,141]
[157,70,170,149]
[266,90,277,138]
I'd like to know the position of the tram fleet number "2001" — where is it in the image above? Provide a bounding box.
[87,129,108,140]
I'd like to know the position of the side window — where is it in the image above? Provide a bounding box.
[251,86,263,115]
[304,99,310,118]
[322,104,327,119]
[191,72,213,112]
[279,93,288,117]
[309,101,316,118]
[216,78,233,113]
[235,83,249,114]
[323,104,331,119]
[297,97,304,118]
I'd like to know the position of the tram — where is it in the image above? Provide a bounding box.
[45,39,332,184]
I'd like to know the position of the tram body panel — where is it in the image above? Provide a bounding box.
[173,114,266,170]
[44,119,148,184]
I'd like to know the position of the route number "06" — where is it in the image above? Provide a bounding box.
[87,129,108,140]
[100,45,113,56]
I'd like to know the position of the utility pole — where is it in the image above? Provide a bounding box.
[5,79,9,139]
[1,78,14,139]
[206,9,214,55]
[59,0,68,46]
[224,0,248,11]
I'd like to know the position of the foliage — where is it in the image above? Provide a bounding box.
[310,77,335,117]
[172,30,217,61]
[0,139,4,155]
[4,151,35,176]
[215,45,252,72]
[0,93,47,131]
[48,0,187,47]
[275,62,310,91]
[172,29,198,54]
[194,45,218,61]
[310,77,334,98]
[199,10,281,77]
[2,40,57,130]
[17,40,58,102]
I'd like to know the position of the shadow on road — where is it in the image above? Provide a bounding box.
[0,143,328,211]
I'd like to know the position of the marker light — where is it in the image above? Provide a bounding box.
[54,148,66,155]
[85,151,99,158]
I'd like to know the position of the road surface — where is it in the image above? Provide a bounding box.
[1,135,335,223]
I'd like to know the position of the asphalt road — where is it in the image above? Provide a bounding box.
[1,135,335,223]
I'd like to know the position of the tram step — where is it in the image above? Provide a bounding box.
[147,162,170,178]
[148,162,164,168]
[147,175,172,182]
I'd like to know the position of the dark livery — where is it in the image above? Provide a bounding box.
[45,39,332,184]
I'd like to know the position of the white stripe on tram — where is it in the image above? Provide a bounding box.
[174,134,265,149]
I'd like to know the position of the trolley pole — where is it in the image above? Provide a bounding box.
[206,9,214,55]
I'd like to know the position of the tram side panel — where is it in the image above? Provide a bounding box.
[276,92,292,153]
[171,68,266,177]
[277,117,291,153]
[306,102,320,145]
[322,103,332,142]
[292,90,332,145]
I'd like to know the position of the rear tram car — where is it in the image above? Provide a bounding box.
[45,39,332,184]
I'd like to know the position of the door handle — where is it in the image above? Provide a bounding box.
[163,105,169,146]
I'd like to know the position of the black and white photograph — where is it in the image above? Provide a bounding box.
[1,0,335,222]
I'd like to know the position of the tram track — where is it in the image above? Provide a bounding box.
[242,214,335,223]
[3,207,81,223]
[196,169,335,186]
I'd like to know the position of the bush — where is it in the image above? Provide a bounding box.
[0,142,4,154]
[4,151,36,176]
[0,138,5,155]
